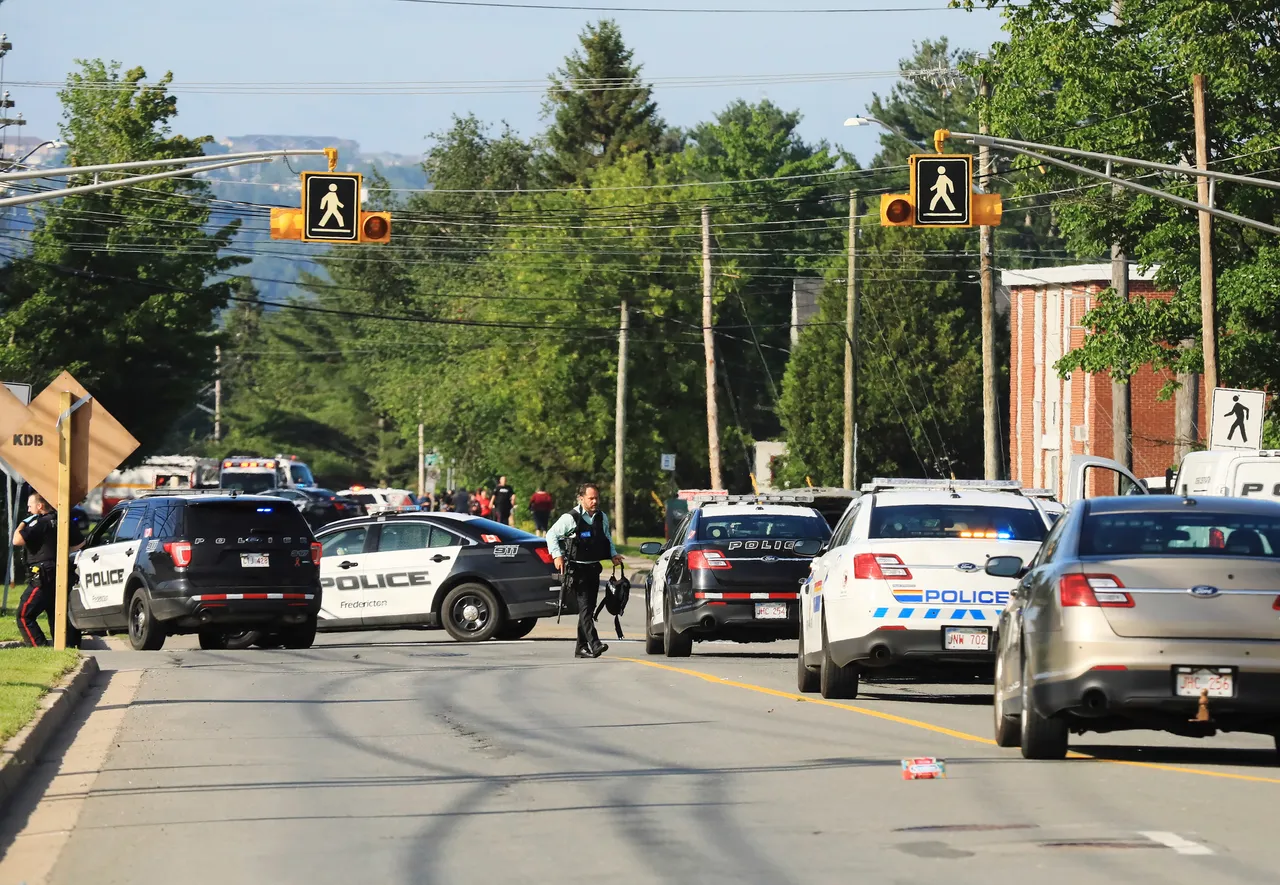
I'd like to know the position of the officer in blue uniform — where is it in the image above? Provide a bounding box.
[13,493,84,647]
[546,482,623,658]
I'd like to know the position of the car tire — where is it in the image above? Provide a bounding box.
[220,631,261,650]
[819,619,858,699]
[796,625,819,693]
[644,599,664,655]
[495,617,537,641]
[441,583,502,642]
[663,594,692,658]
[127,587,165,651]
[281,615,318,650]
[254,634,284,649]
[1020,653,1068,759]
[993,652,1021,748]
[198,630,228,650]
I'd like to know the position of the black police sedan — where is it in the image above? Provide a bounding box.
[640,499,832,656]
[313,510,559,642]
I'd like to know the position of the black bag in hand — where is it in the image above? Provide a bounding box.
[595,566,631,639]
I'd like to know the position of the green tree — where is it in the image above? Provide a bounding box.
[0,60,243,453]
[542,20,665,185]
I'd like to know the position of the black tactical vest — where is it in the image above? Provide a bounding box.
[569,509,612,562]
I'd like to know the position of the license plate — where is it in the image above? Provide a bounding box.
[1175,666,1234,698]
[754,602,788,620]
[240,553,269,568]
[943,626,989,651]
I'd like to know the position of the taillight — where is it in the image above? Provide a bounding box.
[310,542,322,565]
[688,549,732,570]
[1060,574,1133,608]
[163,541,192,568]
[534,546,554,565]
[333,502,346,511]
[1210,528,1225,549]
[853,553,912,580]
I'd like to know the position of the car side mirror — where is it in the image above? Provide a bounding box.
[638,542,664,556]
[985,555,1025,578]
[792,538,824,557]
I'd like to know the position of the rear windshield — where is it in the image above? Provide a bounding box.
[460,517,539,542]
[870,504,1047,541]
[221,471,278,494]
[696,513,830,542]
[1081,511,1280,557]
[184,501,312,538]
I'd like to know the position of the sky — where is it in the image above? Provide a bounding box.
[1,0,1009,164]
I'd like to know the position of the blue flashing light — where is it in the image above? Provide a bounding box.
[997,532,1012,540]
[256,507,274,513]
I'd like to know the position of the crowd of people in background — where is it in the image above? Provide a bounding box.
[412,476,557,535]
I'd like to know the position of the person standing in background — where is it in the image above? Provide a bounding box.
[452,487,470,514]
[529,487,554,536]
[492,476,515,525]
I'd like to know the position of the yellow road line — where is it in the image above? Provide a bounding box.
[618,656,1280,786]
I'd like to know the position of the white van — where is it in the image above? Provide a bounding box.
[1174,450,1280,499]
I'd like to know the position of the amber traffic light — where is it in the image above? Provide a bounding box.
[269,207,304,241]
[972,193,1003,227]
[360,211,392,244]
[880,195,914,226]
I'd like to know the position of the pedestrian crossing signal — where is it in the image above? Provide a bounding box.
[360,211,392,244]
[877,154,1003,228]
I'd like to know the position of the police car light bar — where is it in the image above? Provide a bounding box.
[139,488,244,497]
[1021,488,1058,499]
[691,493,816,505]
[861,478,1025,494]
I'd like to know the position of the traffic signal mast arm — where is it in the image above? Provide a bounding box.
[945,130,1280,237]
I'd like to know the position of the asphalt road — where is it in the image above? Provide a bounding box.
[4,605,1280,884]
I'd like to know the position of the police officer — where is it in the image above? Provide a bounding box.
[13,492,84,647]
[546,482,623,658]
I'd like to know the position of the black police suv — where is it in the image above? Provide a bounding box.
[263,486,354,529]
[313,511,558,642]
[640,500,832,656]
[70,492,322,651]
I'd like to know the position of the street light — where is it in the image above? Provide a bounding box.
[844,116,928,150]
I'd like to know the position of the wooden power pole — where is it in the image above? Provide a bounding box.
[614,298,629,545]
[978,77,1000,479]
[1193,73,1218,393]
[701,206,723,490]
[843,191,859,489]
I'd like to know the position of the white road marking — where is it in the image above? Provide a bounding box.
[1140,831,1214,855]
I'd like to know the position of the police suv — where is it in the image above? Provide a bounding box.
[70,491,322,651]
[313,510,558,642]
[796,479,1055,698]
[640,494,833,657]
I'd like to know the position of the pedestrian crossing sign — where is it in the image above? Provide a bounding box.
[1209,387,1266,452]
[911,154,971,227]
[302,172,362,242]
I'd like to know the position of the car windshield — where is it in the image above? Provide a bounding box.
[1080,510,1280,557]
[870,504,1047,541]
[695,513,829,542]
[184,501,311,537]
[220,472,277,494]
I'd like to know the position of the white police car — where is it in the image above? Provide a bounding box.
[796,479,1056,698]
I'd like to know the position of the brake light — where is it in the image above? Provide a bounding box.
[853,553,912,580]
[534,547,554,565]
[310,542,322,566]
[688,549,732,570]
[163,541,192,568]
[1210,528,1225,549]
[1060,574,1133,608]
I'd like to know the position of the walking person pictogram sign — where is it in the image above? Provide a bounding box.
[912,154,971,226]
[1209,387,1266,452]
[302,172,362,242]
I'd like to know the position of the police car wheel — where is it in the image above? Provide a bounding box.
[662,594,691,658]
[818,619,858,699]
[495,618,537,641]
[644,599,663,655]
[441,583,501,642]
[796,627,819,693]
[281,616,317,650]
[222,631,261,650]
[127,588,166,652]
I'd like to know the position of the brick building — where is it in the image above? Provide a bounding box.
[1002,264,1206,497]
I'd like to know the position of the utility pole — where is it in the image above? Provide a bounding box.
[213,345,222,442]
[1193,73,1218,393]
[978,77,999,479]
[417,423,425,499]
[614,298,629,545]
[701,206,723,490]
[843,192,859,489]
[1108,0,1131,475]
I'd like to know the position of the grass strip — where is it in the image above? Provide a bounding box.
[0,647,80,742]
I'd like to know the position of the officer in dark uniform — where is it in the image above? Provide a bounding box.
[546,482,623,658]
[13,492,84,647]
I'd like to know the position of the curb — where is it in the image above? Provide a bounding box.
[0,655,99,810]
[0,641,19,650]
